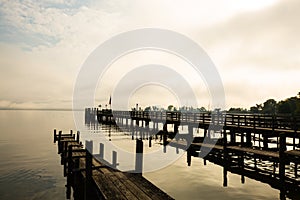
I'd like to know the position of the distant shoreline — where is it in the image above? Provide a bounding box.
[0,108,84,111]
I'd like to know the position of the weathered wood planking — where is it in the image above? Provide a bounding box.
[54,129,173,200]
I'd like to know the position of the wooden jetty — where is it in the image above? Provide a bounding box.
[53,129,174,200]
[88,108,300,199]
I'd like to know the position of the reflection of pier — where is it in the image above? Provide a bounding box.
[53,129,173,200]
[87,108,300,199]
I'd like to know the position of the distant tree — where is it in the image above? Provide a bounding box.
[277,96,300,115]
[250,106,259,113]
[167,105,174,111]
[277,100,292,114]
[144,106,151,111]
[228,107,247,113]
[256,104,263,111]
[197,107,207,112]
[262,99,277,114]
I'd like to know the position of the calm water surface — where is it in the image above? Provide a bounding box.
[0,110,280,199]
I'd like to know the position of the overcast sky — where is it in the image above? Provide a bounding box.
[0,0,299,110]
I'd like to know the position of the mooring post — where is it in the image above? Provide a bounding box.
[85,149,93,200]
[187,147,192,166]
[66,145,73,199]
[63,141,68,176]
[76,131,80,143]
[241,175,245,184]
[223,129,228,187]
[223,166,228,187]
[99,143,104,159]
[58,131,62,154]
[163,132,168,146]
[112,151,117,168]
[149,136,152,147]
[54,129,57,143]
[135,139,143,174]
[279,133,286,199]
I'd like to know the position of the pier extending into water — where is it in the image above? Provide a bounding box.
[85,108,300,199]
[53,129,173,200]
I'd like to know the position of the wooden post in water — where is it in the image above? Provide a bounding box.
[85,150,93,200]
[223,129,228,187]
[63,141,68,176]
[135,139,143,174]
[54,129,57,143]
[187,147,191,166]
[188,125,193,145]
[279,133,286,199]
[58,131,62,154]
[66,145,73,199]
[112,151,117,168]
[99,143,104,159]
[149,136,152,147]
[76,131,80,143]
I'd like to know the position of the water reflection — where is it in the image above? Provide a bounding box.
[84,119,283,200]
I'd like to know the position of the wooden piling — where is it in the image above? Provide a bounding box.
[85,150,93,200]
[66,145,73,199]
[99,143,104,159]
[135,139,143,174]
[54,129,57,143]
[279,133,286,198]
[112,151,117,168]
[58,131,62,154]
[187,147,191,166]
[76,131,80,143]
[149,136,152,147]
[223,129,228,187]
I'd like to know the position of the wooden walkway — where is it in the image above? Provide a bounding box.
[85,108,300,199]
[54,129,173,200]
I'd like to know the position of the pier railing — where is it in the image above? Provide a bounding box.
[95,109,300,132]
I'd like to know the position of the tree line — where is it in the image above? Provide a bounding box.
[229,92,300,115]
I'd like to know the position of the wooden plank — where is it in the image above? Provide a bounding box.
[114,172,152,200]
[126,173,174,200]
[285,150,300,157]
[92,170,127,200]
[227,146,279,158]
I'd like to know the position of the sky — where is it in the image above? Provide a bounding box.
[0,0,299,110]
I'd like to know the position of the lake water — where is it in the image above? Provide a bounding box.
[0,110,281,199]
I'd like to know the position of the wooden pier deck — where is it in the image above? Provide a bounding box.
[53,129,174,200]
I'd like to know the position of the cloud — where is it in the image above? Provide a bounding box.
[199,0,300,71]
[0,0,297,110]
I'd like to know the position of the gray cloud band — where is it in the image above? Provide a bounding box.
[73,28,225,172]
